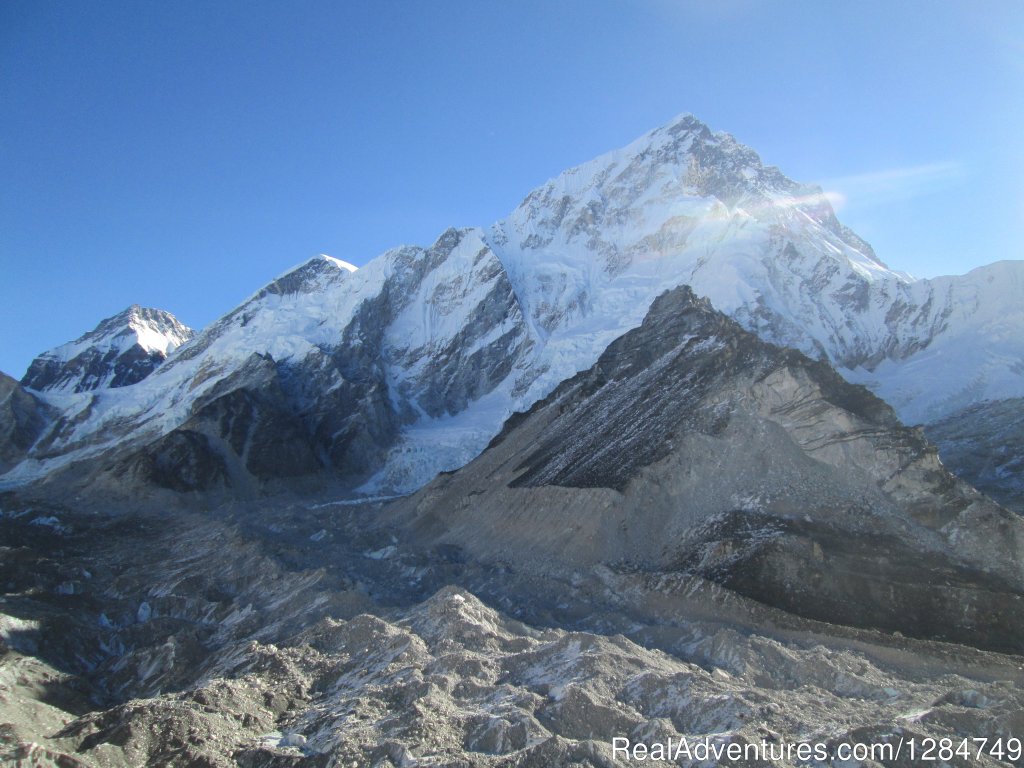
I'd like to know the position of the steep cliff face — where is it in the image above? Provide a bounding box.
[21,305,194,393]
[389,287,1024,652]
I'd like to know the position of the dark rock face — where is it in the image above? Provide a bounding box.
[124,355,322,492]
[393,287,1024,653]
[510,287,903,492]
[128,430,230,493]
[21,306,194,393]
[681,510,1024,654]
[22,344,167,393]
[0,373,55,473]
[398,271,529,419]
[370,230,533,422]
[926,397,1024,514]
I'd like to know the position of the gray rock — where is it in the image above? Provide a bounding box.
[388,287,1024,653]
[0,372,56,473]
[926,397,1024,514]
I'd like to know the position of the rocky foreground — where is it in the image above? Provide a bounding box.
[1,495,1022,767]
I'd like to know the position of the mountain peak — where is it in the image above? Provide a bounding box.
[648,111,718,144]
[318,254,358,272]
[253,253,358,302]
[21,306,194,393]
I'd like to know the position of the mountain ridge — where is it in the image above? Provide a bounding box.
[2,113,1024,767]
[385,285,1024,651]
[2,114,1021,508]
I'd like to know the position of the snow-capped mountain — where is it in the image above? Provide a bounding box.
[21,305,194,393]
[4,115,1024,766]
[484,115,1021,425]
[3,115,1022,502]
[18,285,1024,764]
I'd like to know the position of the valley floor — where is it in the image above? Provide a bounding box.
[1,495,1022,767]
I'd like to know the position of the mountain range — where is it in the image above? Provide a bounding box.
[3,112,1024,766]
[3,114,1021,511]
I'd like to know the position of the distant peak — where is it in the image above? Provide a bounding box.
[92,306,189,337]
[254,254,357,301]
[21,305,194,392]
[105,304,145,324]
[636,112,722,150]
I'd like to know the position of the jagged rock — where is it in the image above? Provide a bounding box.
[926,397,1024,513]
[1,475,1022,766]
[0,372,56,473]
[389,287,1024,652]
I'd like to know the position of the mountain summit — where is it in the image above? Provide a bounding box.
[21,305,194,393]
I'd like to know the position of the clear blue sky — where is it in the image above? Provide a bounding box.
[2,0,1022,377]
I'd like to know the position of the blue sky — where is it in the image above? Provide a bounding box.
[2,0,1022,377]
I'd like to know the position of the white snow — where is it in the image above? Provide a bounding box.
[6,115,1022,493]
[843,260,1024,424]
[320,254,358,272]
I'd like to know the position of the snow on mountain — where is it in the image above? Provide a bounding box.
[366,116,1023,492]
[2,237,536,490]
[385,285,1024,650]
[486,114,974,383]
[4,114,1022,497]
[21,305,194,393]
[844,260,1024,424]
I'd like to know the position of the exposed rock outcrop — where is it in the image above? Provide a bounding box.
[0,373,56,473]
[389,287,1024,652]
[1,498,1022,766]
